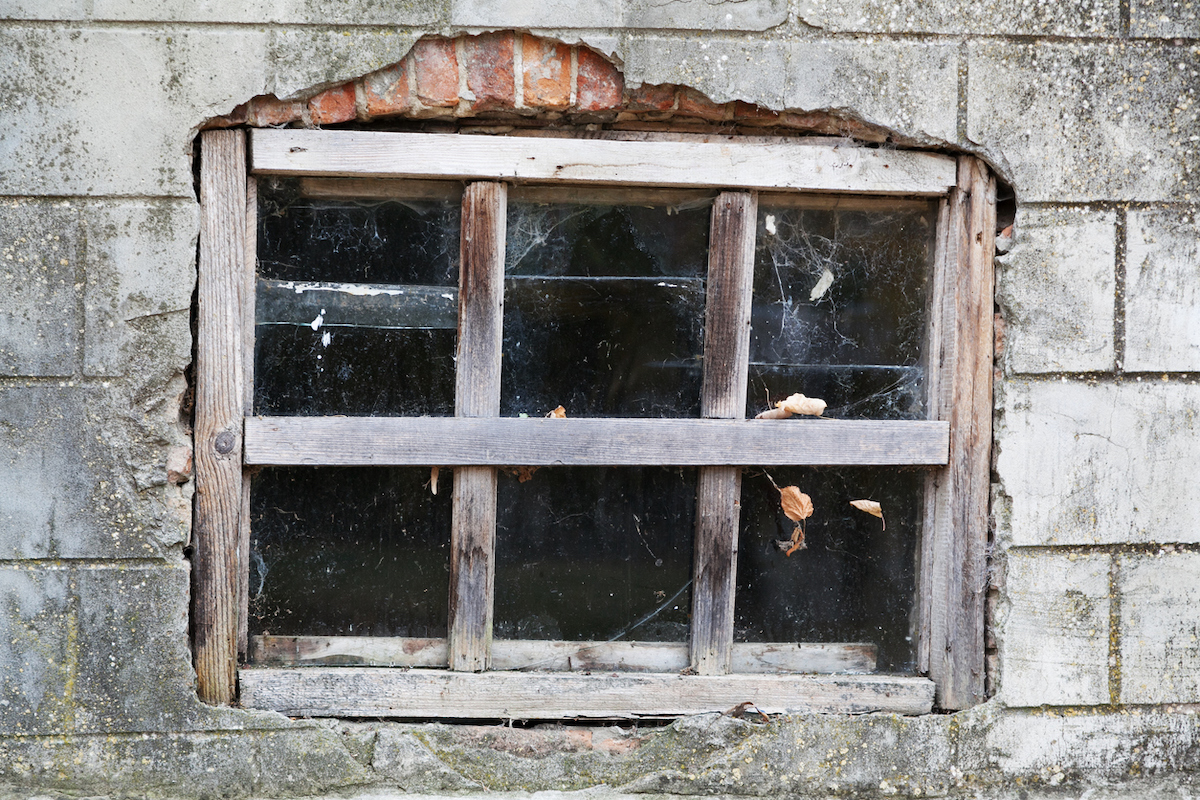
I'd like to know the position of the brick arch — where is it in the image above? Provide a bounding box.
[210,31,894,143]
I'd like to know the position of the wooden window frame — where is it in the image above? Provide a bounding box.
[194,127,995,718]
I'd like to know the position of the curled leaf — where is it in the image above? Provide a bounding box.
[780,486,813,522]
[547,405,567,418]
[754,406,792,420]
[785,526,807,556]
[429,466,439,496]
[850,499,885,530]
[779,393,827,417]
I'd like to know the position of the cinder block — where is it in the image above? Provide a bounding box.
[797,0,1119,36]
[268,28,412,100]
[0,200,80,376]
[92,0,442,24]
[1119,551,1200,704]
[997,207,1116,373]
[623,0,788,31]
[997,552,1110,707]
[1131,0,1200,37]
[786,40,958,143]
[451,0,618,28]
[624,37,790,115]
[967,41,1200,202]
[0,0,86,18]
[82,200,196,379]
[0,28,269,197]
[997,380,1200,546]
[1125,208,1200,372]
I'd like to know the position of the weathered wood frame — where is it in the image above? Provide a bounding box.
[194,128,994,716]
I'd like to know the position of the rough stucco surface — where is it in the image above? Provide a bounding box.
[1,0,1200,798]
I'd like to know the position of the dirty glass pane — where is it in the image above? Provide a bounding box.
[494,467,695,647]
[748,203,937,420]
[254,177,460,416]
[501,196,711,418]
[248,466,451,638]
[735,467,923,672]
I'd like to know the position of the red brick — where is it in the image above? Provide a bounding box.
[626,83,676,112]
[676,87,728,121]
[248,95,304,127]
[413,37,459,107]
[576,48,623,111]
[777,110,836,133]
[362,61,411,118]
[521,36,570,110]
[463,32,515,111]
[308,83,357,125]
[732,100,779,121]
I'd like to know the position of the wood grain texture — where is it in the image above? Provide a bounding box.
[244,416,950,467]
[251,129,957,196]
[238,176,257,661]
[692,192,757,675]
[449,182,506,672]
[251,636,877,674]
[194,129,247,704]
[240,668,934,718]
[923,157,995,710]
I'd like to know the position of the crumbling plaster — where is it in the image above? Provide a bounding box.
[1,0,1199,797]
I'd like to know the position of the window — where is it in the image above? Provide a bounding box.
[194,128,995,717]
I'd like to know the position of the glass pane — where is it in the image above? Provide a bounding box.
[735,467,923,672]
[249,466,451,638]
[501,197,711,417]
[254,177,460,416]
[494,467,695,646]
[748,203,937,420]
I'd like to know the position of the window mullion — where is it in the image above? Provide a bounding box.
[448,181,507,672]
[691,191,758,675]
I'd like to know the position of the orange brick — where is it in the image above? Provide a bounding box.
[676,87,728,121]
[464,32,515,111]
[626,83,676,112]
[576,48,623,111]
[733,100,779,121]
[248,95,304,127]
[308,83,356,125]
[521,36,570,110]
[362,61,411,118]
[413,37,458,107]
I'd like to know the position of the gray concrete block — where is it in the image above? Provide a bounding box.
[967,42,1200,202]
[82,200,196,378]
[1125,208,1200,372]
[623,0,788,31]
[624,36,789,109]
[997,207,1116,373]
[0,0,85,18]
[0,199,80,376]
[786,39,958,143]
[798,0,1119,36]
[0,27,269,197]
[996,552,1110,707]
[1131,0,1200,37]
[93,0,442,24]
[267,28,417,99]
[451,0,619,29]
[997,379,1200,546]
[0,385,190,559]
[1119,551,1200,704]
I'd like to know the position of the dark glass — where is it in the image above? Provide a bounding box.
[735,467,923,672]
[254,177,460,416]
[494,467,695,646]
[249,466,451,638]
[747,203,936,420]
[501,199,710,418]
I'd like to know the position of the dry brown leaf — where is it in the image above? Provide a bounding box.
[850,499,885,530]
[778,392,827,417]
[780,486,813,522]
[547,405,567,418]
[516,466,539,483]
[786,525,807,556]
[429,466,439,496]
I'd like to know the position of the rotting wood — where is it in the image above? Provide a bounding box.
[194,129,247,705]
[239,668,935,718]
[449,181,506,672]
[256,278,459,330]
[251,129,957,196]
[238,176,257,662]
[299,176,464,202]
[251,636,877,673]
[692,191,757,675]
[244,416,950,467]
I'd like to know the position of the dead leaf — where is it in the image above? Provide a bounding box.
[754,406,792,419]
[504,466,540,482]
[429,466,439,495]
[779,486,813,522]
[547,405,566,418]
[785,525,807,556]
[778,393,827,417]
[850,499,885,530]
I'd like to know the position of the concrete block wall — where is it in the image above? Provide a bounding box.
[1,0,1199,796]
